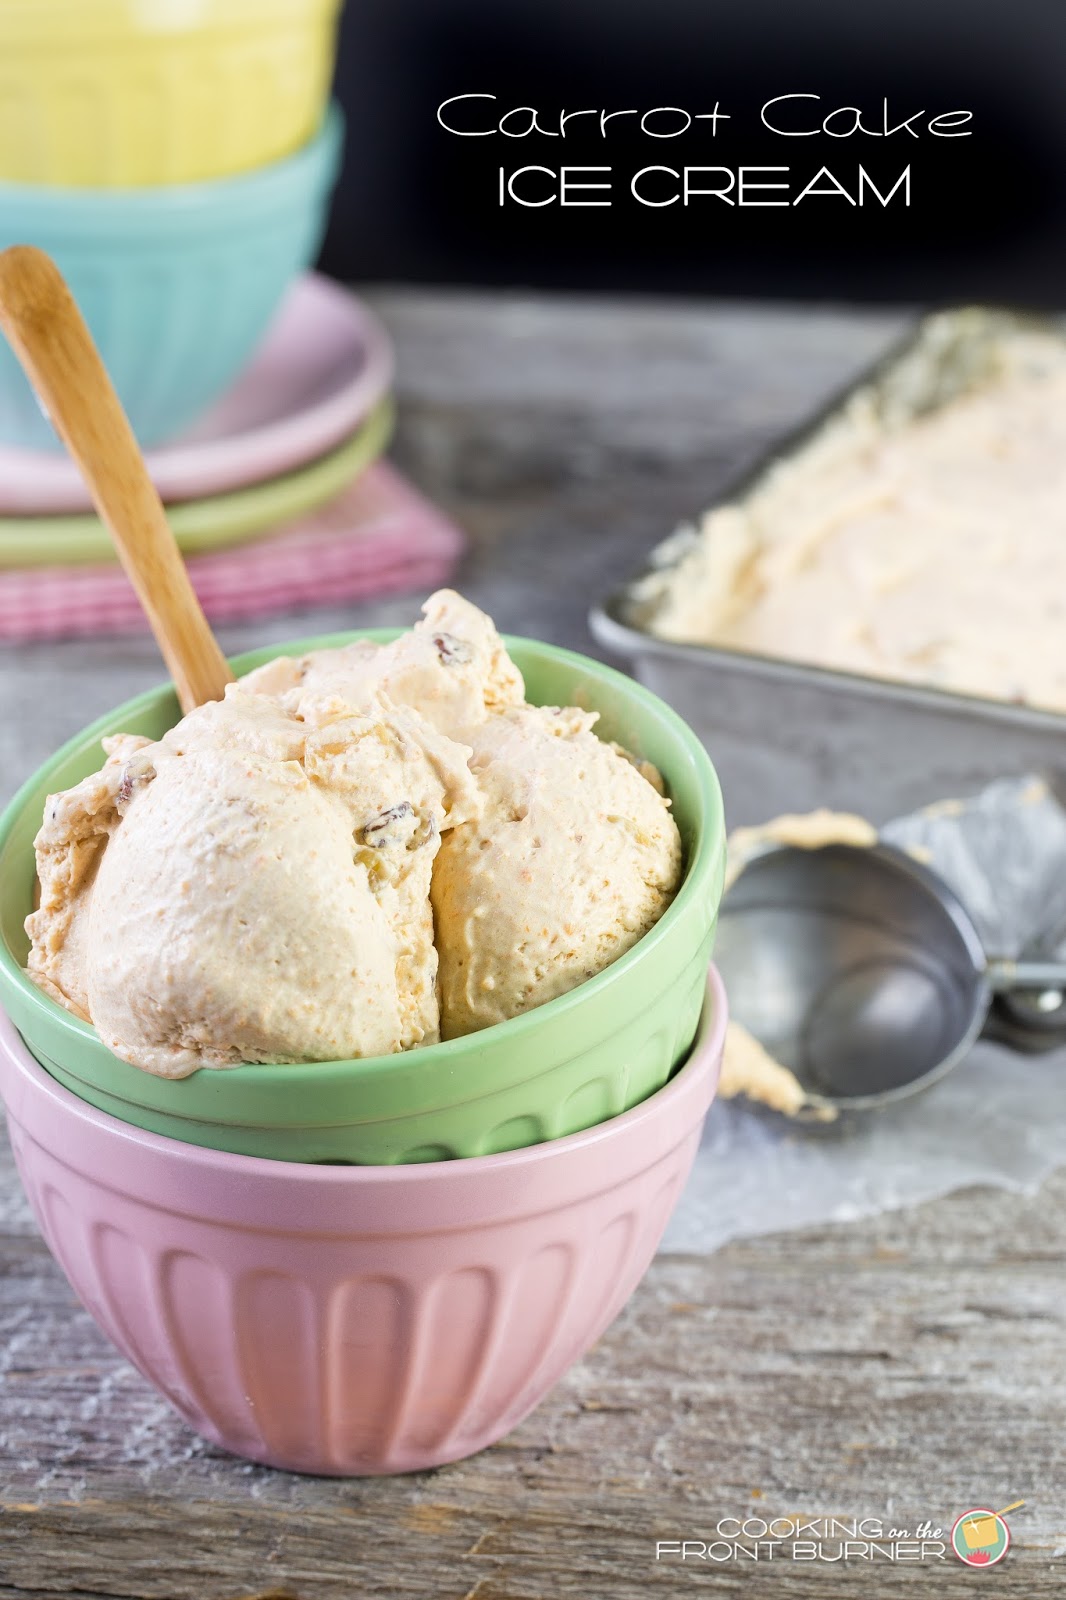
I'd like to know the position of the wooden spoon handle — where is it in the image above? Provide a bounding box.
[0,245,234,713]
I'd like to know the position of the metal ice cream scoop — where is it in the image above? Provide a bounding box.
[715,841,1066,1112]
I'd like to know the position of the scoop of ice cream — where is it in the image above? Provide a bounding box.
[247,608,684,1045]
[241,589,524,738]
[27,589,684,1072]
[28,731,154,1022]
[27,687,478,1077]
[431,704,683,1038]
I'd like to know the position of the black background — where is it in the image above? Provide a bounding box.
[320,0,1066,304]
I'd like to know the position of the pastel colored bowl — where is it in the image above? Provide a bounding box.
[0,0,343,187]
[0,967,726,1476]
[0,636,726,1163]
[0,105,343,450]
[0,397,394,568]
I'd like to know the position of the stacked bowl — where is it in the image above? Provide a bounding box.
[0,2,452,635]
[0,633,729,1474]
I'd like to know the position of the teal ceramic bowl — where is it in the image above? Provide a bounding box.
[0,106,343,450]
[0,634,726,1163]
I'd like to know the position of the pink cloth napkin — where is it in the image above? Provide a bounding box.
[0,462,465,641]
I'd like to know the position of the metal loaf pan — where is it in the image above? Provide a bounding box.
[590,308,1066,826]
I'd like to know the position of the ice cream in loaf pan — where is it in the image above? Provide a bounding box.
[644,324,1066,713]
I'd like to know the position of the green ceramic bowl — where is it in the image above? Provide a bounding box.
[0,634,725,1163]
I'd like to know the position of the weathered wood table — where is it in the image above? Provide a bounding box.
[1,292,1063,1597]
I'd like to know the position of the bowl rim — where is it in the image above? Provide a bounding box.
[0,631,725,1097]
[0,968,726,1183]
[0,101,343,214]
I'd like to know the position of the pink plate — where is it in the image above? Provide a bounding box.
[0,274,394,514]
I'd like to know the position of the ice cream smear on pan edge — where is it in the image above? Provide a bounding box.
[26,591,682,1078]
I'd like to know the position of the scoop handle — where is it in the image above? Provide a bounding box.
[0,245,233,713]
[987,958,1066,994]
[985,956,1066,1051]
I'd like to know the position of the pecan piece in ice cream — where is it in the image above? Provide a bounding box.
[431,631,473,666]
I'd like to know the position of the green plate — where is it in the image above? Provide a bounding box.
[0,635,725,1163]
[0,397,393,567]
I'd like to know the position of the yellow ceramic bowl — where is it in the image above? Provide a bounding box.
[0,0,344,186]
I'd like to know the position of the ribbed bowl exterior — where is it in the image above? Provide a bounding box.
[0,106,343,449]
[0,0,342,187]
[0,970,726,1476]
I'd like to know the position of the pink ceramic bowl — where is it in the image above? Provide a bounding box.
[0,969,726,1477]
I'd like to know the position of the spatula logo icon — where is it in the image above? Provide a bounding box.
[950,1501,1023,1567]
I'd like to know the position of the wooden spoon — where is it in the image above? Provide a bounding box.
[0,245,233,712]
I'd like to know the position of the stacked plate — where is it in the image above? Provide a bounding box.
[0,273,464,638]
[0,2,463,635]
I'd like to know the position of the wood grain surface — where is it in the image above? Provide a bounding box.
[2,289,1062,1597]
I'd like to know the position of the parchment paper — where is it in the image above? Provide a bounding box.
[663,775,1066,1254]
